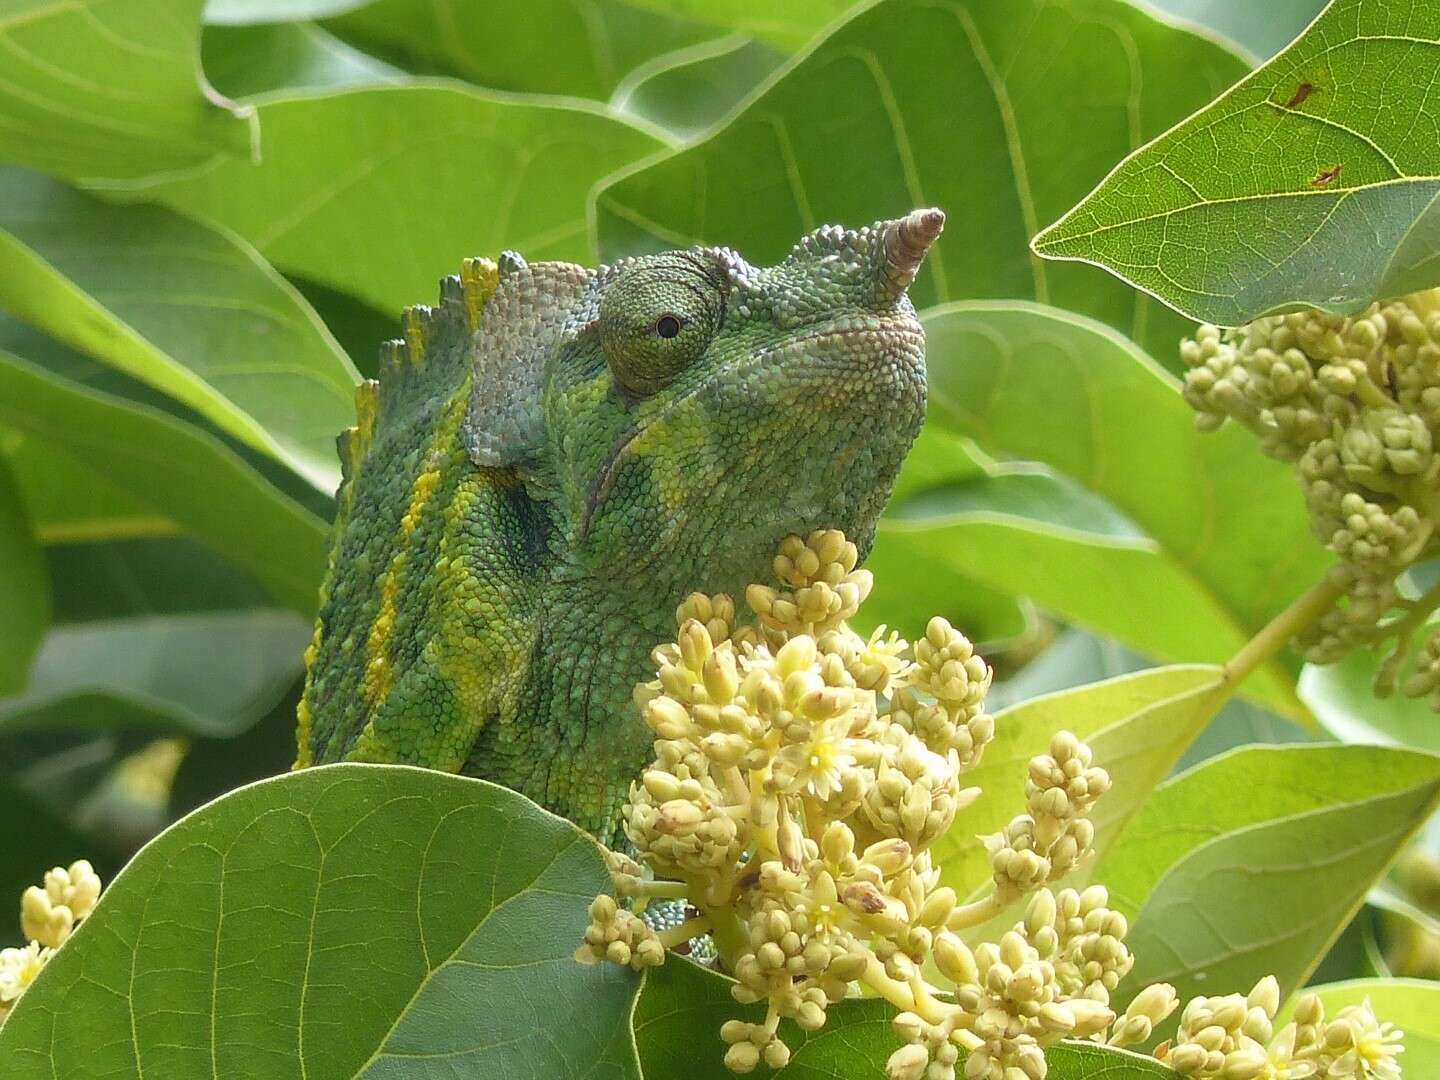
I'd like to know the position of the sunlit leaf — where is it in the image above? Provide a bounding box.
[202,21,403,100]
[1103,745,1440,1012]
[595,0,1249,362]
[0,349,330,613]
[0,0,254,180]
[0,168,358,491]
[135,84,664,316]
[0,766,642,1079]
[1034,0,1440,325]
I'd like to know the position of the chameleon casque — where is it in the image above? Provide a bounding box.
[296,209,945,840]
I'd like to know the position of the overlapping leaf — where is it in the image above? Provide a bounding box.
[891,301,1327,713]
[1101,745,1440,1011]
[202,22,404,100]
[1299,650,1440,753]
[0,349,330,612]
[0,612,309,739]
[1035,0,1440,325]
[1149,0,1327,59]
[0,456,47,694]
[933,666,1229,905]
[133,84,664,316]
[0,766,642,1079]
[594,0,1249,361]
[0,0,254,180]
[0,168,358,491]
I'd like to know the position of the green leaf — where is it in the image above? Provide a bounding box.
[0,765,642,1079]
[636,954,1177,1079]
[205,0,370,22]
[1103,745,1440,1010]
[0,0,255,180]
[0,348,330,613]
[0,454,49,694]
[325,0,720,100]
[1148,0,1327,60]
[618,0,849,51]
[43,537,273,622]
[0,168,358,491]
[613,35,787,139]
[1034,0,1440,326]
[1299,652,1440,754]
[933,665,1228,904]
[1278,979,1440,1073]
[893,301,1328,715]
[202,21,404,100]
[594,0,1249,362]
[0,611,309,739]
[134,84,665,317]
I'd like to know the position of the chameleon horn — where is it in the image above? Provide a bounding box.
[874,207,945,307]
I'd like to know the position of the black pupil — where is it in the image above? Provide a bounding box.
[655,315,682,339]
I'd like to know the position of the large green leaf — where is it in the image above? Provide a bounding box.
[1299,651,1440,754]
[618,0,849,51]
[1149,0,1326,60]
[0,612,309,739]
[202,22,404,100]
[0,168,358,491]
[1277,978,1440,1073]
[613,35,787,139]
[0,454,48,694]
[0,0,254,180]
[894,301,1327,714]
[326,0,719,100]
[0,349,330,613]
[1034,0,1440,326]
[637,957,1177,1079]
[134,84,664,317]
[594,0,1249,362]
[205,0,370,22]
[0,765,642,1079]
[1103,745,1440,1011]
[934,666,1228,905]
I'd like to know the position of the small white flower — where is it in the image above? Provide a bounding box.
[776,714,858,799]
[0,941,52,1005]
[1327,999,1403,1080]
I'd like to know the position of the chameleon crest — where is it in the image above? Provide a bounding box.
[298,210,945,838]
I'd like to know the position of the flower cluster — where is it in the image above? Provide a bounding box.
[1180,291,1440,704]
[579,530,1136,1077]
[1158,977,1403,1080]
[1,860,102,1013]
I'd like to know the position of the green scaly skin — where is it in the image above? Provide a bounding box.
[297,211,945,841]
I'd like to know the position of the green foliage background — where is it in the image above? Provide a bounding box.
[0,0,1438,1076]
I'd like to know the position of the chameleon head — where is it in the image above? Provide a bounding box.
[547,209,942,588]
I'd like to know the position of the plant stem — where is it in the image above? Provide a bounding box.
[657,916,712,949]
[1222,577,1343,688]
[705,903,749,971]
[948,890,1005,931]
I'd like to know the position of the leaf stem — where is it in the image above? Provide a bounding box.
[656,916,711,949]
[1222,577,1343,688]
[948,890,1005,931]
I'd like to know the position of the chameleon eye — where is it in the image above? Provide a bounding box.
[600,260,720,397]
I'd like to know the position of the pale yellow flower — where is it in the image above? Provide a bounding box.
[0,941,52,1005]
[775,714,858,799]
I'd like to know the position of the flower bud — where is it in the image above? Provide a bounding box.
[886,1043,930,1080]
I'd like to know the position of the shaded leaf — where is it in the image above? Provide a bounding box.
[0,611,309,739]
[1278,978,1440,1072]
[135,84,664,316]
[0,168,358,491]
[0,0,254,180]
[0,766,642,1079]
[0,454,48,694]
[168,678,304,816]
[1148,0,1327,60]
[44,537,273,623]
[0,348,330,613]
[636,954,1177,1079]
[1034,0,1440,326]
[933,666,1228,904]
[1299,651,1440,754]
[900,301,1328,714]
[595,0,1249,362]
[202,21,404,100]
[1105,745,1440,1012]
[0,776,109,925]
[326,0,719,99]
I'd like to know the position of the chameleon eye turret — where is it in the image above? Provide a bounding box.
[298,212,944,840]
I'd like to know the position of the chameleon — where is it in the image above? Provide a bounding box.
[295,209,945,840]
